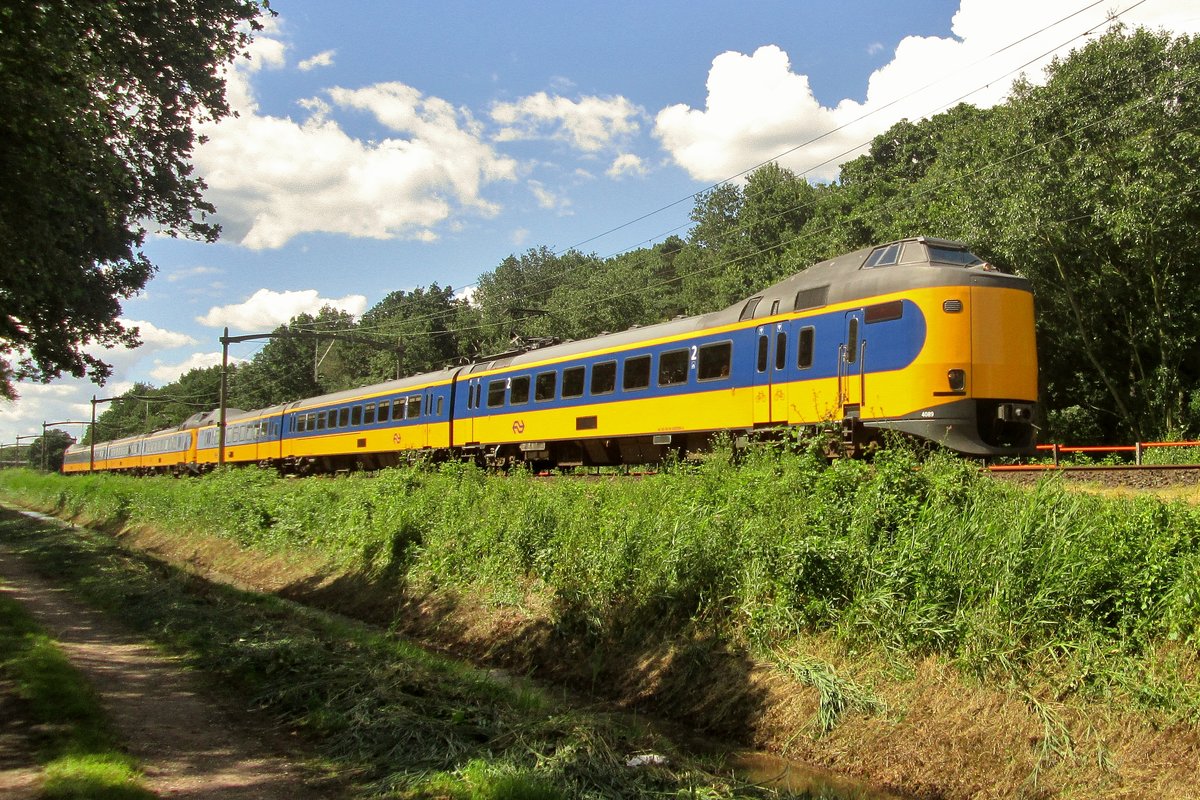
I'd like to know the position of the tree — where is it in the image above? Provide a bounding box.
[229,307,359,408]
[931,27,1200,440]
[0,0,269,399]
[29,429,75,471]
[349,285,464,382]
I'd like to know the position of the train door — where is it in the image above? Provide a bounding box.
[753,323,788,426]
[839,310,865,415]
[459,376,482,445]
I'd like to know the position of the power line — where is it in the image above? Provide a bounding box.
[296,0,1156,340]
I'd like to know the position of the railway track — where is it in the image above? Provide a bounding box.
[987,462,1200,489]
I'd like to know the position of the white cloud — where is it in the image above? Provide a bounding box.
[527,180,572,213]
[454,285,478,306]
[149,352,231,383]
[654,0,1200,182]
[607,153,648,179]
[196,288,369,332]
[510,228,530,247]
[119,319,197,350]
[298,49,336,71]
[194,32,518,250]
[491,92,643,152]
[166,266,222,283]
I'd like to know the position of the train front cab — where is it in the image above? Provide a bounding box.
[849,247,1037,456]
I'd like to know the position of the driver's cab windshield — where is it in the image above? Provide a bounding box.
[863,241,1010,273]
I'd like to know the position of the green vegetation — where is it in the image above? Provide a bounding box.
[3,442,1198,728]
[0,504,790,799]
[0,593,154,799]
[0,1,269,399]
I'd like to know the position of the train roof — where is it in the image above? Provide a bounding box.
[279,367,463,413]
[472,237,1025,371]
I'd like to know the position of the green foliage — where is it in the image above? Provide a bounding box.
[28,428,76,471]
[0,0,269,399]
[4,440,1199,723]
[0,503,778,799]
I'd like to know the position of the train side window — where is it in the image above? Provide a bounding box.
[535,371,556,401]
[847,318,860,364]
[316,411,326,430]
[407,395,422,418]
[798,327,815,369]
[623,354,651,391]
[562,366,585,398]
[697,341,732,381]
[756,334,769,373]
[351,406,363,426]
[473,383,482,409]
[364,403,376,425]
[775,330,787,371]
[295,415,305,433]
[591,361,616,395]
[510,375,531,405]
[865,300,903,323]
[487,379,507,408]
[658,348,689,387]
[307,413,316,431]
[436,396,444,416]
[338,408,350,428]
[378,402,389,422]
[393,398,406,420]
[739,297,762,321]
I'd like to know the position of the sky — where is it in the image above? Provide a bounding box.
[5,0,1200,449]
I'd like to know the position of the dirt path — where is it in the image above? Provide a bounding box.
[0,536,336,799]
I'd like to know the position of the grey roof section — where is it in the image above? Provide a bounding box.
[486,237,1029,371]
[280,367,463,413]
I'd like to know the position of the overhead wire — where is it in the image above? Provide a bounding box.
[282,0,1143,344]
[244,0,1175,358]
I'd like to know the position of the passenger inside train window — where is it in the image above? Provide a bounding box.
[698,341,732,381]
[658,349,688,386]
[535,371,556,401]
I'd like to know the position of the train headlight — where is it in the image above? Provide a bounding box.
[947,369,966,392]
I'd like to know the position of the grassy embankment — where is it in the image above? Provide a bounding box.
[0,593,154,799]
[2,441,1199,795]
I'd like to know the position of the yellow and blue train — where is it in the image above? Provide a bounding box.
[63,237,1038,475]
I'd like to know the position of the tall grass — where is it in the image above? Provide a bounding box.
[3,440,1198,718]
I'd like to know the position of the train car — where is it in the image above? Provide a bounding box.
[280,370,457,473]
[64,237,1037,475]
[452,236,1036,464]
[61,442,93,474]
[139,426,196,474]
[216,408,285,467]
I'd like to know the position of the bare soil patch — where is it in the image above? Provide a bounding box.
[0,536,338,800]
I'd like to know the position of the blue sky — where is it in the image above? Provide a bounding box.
[5,0,1200,447]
